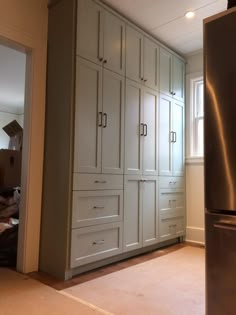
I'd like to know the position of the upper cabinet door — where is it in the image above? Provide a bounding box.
[103,11,125,75]
[172,100,184,176]
[172,56,185,102]
[102,69,124,174]
[142,88,159,176]
[74,58,103,174]
[125,80,143,175]
[77,0,103,65]
[143,37,160,91]
[158,94,172,176]
[160,48,172,97]
[126,25,143,83]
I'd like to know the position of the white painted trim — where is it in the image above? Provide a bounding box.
[186,226,205,245]
[185,156,204,164]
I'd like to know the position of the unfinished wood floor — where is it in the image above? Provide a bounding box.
[30,242,204,291]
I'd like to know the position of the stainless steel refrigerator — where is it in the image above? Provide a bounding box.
[204,6,236,315]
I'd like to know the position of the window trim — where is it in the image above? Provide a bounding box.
[186,72,204,164]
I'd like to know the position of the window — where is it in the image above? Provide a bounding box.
[190,76,204,157]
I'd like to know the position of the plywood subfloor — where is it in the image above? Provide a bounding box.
[63,246,205,315]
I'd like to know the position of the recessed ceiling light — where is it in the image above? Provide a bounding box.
[185,11,195,19]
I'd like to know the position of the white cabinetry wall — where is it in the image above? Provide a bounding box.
[41,0,186,280]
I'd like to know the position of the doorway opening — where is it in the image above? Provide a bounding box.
[0,40,28,269]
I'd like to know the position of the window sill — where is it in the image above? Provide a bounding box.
[185,156,204,165]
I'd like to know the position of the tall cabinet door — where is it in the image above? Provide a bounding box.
[125,80,143,175]
[172,100,184,176]
[158,94,172,176]
[143,37,159,91]
[103,11,125,75]
[143,88,159,176]
[142,177,158,247]
[172,56,185,102]
[126,25,143,83]
[102,69,124,174]
[74,58,102,173]
[77,0,103,65]
[124,176,142,252]
[159,48,172,97]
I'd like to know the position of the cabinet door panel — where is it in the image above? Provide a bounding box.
[160,48,172,96]
[125,80,143,175]
[143,88,159,176]
[126,25,143,83]
[103,11,125,75]
[77,0,103,65]
[124,176,142,252]
[172,56,185,102]
[143,37,159,90]
[102,70,124,174]
[142,178,158,246]
[74,58,102,173]
[172,100,184,176]
[159,95,172,176]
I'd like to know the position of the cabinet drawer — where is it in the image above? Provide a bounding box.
[70,223,123,268]
[159,189,185,216]
[72,190,123,228]
[159,214,185,241]
[159,176,184,189]
[73,174,123,190]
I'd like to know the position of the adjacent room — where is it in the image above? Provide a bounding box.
[1,1,236,315]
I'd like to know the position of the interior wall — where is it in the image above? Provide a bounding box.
[0,0,48,272]
[185,50,205,244]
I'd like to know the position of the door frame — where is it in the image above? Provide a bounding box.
[0,20,47,273]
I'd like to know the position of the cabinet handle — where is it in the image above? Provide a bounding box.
[173,92,176,96]
[94,180,107,184]
[103,59,107,64]
[140,179,147,182]
[98,58,103,62]
[170,131,174,142]
[144,79,148,82]
[103,113,108,128]
[141,78,144,81]
[93,206,105,209]
[98,112,103,127]
[93,240,105,245]
[144,124,148,137]
[140,123,144,136]
[173,132,177,143]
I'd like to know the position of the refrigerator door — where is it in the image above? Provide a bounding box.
[204,11,236,211]
[206,210,236,315]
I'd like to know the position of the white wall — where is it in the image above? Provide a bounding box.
[185,50,205,244]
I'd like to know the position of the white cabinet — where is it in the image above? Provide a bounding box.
[125,79,159,176]
[123,175,158,252]
[77,0,125,75]
[158,94,184,177]
[126,25,159,90]
[74,57,124,174]
[160,48,185,102]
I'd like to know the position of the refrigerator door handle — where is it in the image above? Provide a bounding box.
[214,220,236,231]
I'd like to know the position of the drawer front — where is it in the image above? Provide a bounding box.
[159,176,184,189]
[72,190,123,228]
[71,223,123,268]
[159,189,185,216]
[159,214,185,241]
[73,174,123,190]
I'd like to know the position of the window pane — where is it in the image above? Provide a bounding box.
[196,82,204,117]
[197,119,204,156]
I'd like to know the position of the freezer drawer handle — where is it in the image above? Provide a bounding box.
[214,220,236,231]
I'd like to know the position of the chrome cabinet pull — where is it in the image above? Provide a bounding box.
[94,180,107,184]
[98,112,103,127]
[170,131,174,142]
[93,240,105,245]
[173,132,177,143]
[103,113,108,128]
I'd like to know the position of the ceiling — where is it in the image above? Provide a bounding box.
[103,0,228,55]
[0,44,26,114]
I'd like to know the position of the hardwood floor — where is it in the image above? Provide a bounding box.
[29,242,204,291]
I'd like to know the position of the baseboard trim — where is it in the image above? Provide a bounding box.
[186,226,205,245]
